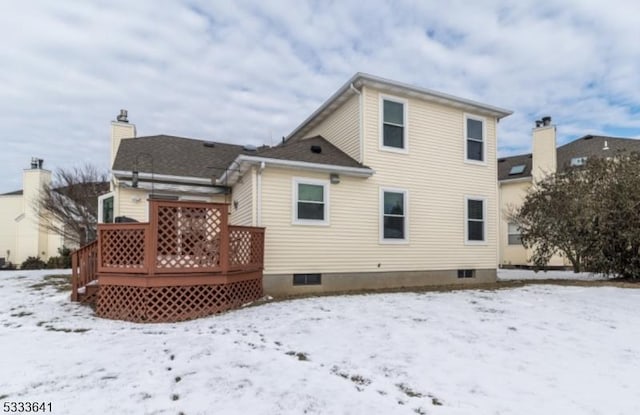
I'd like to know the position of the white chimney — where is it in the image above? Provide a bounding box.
[110,109,136,171]
[532,116,557,183]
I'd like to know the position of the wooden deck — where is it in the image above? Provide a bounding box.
[71,200,265,322]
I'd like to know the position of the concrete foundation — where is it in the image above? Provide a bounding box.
[263,268,497,297]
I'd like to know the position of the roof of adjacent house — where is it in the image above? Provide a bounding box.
[287,72,513,141]
[112,134,367,181]
[498,135,640,181]
[0,189,23,196]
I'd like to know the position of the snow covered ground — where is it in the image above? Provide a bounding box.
[498,268,606,281]
[1,270,639,415]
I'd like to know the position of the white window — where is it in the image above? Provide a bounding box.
[380,188,408,242]
[571,156,587,166]
[465,196,486,243]
[292,178,329,225]
[380,96,408,152]
[98,192,115,224]
[508,222,522,245]
[509,164,526,175]
[465,114,486,163]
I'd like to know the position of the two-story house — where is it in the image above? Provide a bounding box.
[103,73,512,295]
[498,117,640,268]
[0,159,67,267]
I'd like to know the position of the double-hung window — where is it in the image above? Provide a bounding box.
[508,222,522,245]
[381,97,407,151]
[293,178,329,225]
[465,197,485,243]
[381,188,407,242]
[465,114,485,162]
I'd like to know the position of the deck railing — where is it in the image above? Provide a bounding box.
[229,226,265,271]
[71,239,98,301]
[92,200,264,276]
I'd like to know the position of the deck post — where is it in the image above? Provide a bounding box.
[219,204,230,274]
[71,250,78,301]
[148,199,158,275]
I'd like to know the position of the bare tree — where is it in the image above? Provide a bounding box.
[35,164,109,246]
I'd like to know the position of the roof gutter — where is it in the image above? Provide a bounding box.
[218,155,375,185]
[112,170,214,186]
[286,72,513,141]
[498,176,532,185]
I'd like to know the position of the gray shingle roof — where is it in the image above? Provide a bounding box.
[0,189,23,196]
[556,135,640,169]
[498,135,640,181]
[255,136,365,168]
[498,153,532,181]
[112,135,367,181]
[113,135,248,179]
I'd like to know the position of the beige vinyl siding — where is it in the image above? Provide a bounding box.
[499,180,531,266]
[261,168,378,274]
[230,168,255,226]
[261,86,501,275]
[305,93,361,161]
[116,187,149,222]
[115,186,229,223]
[363,85,498,269]
[499,179,569,267]
[0,195,22,264]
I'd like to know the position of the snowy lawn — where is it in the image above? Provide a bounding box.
[1,270,639,415]
[498,268,606,281]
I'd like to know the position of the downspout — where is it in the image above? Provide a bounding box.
[495,118,502,272]
[349,83,363,163]
[257,161,265,226]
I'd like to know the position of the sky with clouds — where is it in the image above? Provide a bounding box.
[1,0,639,192]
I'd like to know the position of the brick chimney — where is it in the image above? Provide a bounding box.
[532,116,557,182]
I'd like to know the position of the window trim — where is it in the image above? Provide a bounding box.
[98,192,115,224]
[379,187,409,244]
[464,195,487,245]
[463,113,487,165]
[379,94,409,154]
[292,177,330,226]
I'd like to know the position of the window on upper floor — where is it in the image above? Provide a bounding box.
[381,188,408,242]
[465,197,486,243]
[381,97,407,151]
[571,156,587,166]
[465,115,485,163]
[293,178,329,225]
[508,222,522,245]
[509,164,526,175]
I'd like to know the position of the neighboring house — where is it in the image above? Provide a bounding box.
[0,159,66,266]
[103,73,512,295]
[498,117,640,267]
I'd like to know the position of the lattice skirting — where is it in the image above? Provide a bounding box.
[96,278,263,323]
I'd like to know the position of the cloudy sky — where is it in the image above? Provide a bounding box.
[1,0,639,192]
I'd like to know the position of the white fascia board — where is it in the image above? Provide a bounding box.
[499,176,532,185]
[112,170,213,185]
[286,72,513,141]
[218,155,375,185]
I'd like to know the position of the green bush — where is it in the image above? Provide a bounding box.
[46,246,72,269]
[21,256,47,270]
